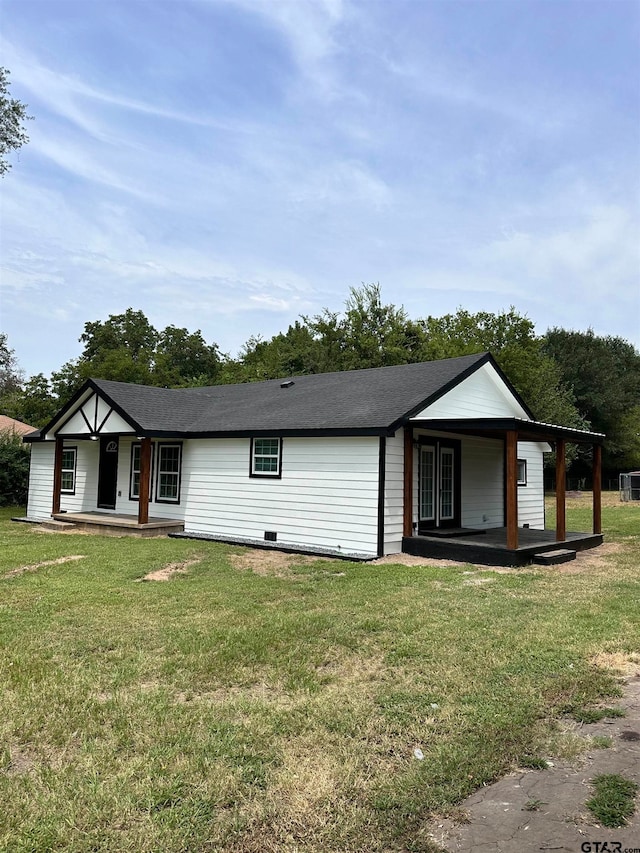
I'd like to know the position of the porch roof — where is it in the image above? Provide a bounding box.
[410,417,604,445]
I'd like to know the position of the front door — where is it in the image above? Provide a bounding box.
[97,437,119,509]
[418,439,460,532]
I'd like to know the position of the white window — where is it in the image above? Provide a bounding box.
[61,447,77,493]
[251,438,281,478]
[130,442,154,500]
[155,444,182,503]
[517,459,527,486]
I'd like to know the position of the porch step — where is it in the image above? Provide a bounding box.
[421,527,486,539]
[41,519,77,532]
[533,549,577,566]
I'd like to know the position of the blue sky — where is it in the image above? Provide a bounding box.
[1,0,639,379]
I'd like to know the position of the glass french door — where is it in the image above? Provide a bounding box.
[418,441,458,530]
[419,445,436,524]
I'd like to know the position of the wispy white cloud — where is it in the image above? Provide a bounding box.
[222,0,352,101]
[1,38,251,133]
[384,53,572,134]
[480,205,639,293]
[28,135,162,200]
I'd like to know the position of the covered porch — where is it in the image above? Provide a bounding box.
[401,417,605,566]
[403,526,603,567]
[51,435,160,528]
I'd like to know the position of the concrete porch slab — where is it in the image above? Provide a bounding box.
[52,512,184,537]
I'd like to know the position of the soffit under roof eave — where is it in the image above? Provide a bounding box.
[408,418,605,445]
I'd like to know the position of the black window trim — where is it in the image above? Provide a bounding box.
[517,458,528,486]
[155,442,182,504]
[129,441,156,502]
[60,445,77,495]
[249,437,283,479]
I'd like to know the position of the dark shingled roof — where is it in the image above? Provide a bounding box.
[86,352,493,436]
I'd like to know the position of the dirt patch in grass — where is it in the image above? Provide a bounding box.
[165,652,384,710]
[375,540,624,575]
[175,682,302,711]
[229,549,331,578]
[589,651,640,677]
[373,552,524,574]
[272,734,353,820]
[3,744,36,776]
[4,554,86,578]
[138,556,203,582]
[550,541,625,574]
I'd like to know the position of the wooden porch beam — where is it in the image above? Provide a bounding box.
[555,438,566,542]
[505,430,518,550]
[403,426,413,537]
[593,443,602,535]
[52,436,63,515]
[138,437,151,526]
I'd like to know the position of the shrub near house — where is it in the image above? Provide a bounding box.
[0,416,36,507]
[0,430,30,506]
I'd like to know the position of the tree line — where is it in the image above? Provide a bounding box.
[2,284,639,479]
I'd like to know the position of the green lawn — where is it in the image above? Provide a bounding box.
[1,500,639,853]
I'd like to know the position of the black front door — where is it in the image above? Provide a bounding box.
[97,437,119,509]
[418,438,461,532]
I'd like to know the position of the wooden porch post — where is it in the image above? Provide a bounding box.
[403,426,413,537]
[52,436,63,515]
[593,443,602,535]
[506,430,518,550]
[138,437,151,525]
[555,438,566,542]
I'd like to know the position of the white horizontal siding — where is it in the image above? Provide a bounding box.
[115,436,381,556]
[517,441,546,529]
[384,430,404,555]
[461,437,504,528]
[26,443,55,519]
[413,362,529,420]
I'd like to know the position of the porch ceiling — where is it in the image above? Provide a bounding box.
[408,417,604,445]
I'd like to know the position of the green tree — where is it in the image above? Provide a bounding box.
[227,323,326,383]
[223,285,429,383]
[543,329,640,474]
[304,283,428,373]
[339,283,428,369]
[153,326,221,386]
[0,67,32,176]
[53,309,162,397]
[5,373,58,428]
[419,307,585,429]
[0,430,30,506]
[50,309,224,401]
[0,332,24,399]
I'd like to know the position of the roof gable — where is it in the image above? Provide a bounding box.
[40,385,138,440]
[412,360,532,421]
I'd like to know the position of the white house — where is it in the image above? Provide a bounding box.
[23,352,604,565]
